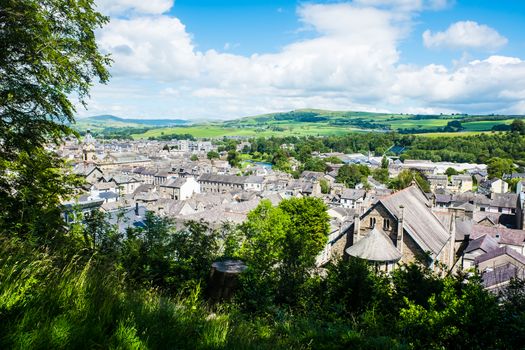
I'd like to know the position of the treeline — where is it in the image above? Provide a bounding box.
[238,129,525,167]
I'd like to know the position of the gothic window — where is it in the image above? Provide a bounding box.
[383,218,390,230]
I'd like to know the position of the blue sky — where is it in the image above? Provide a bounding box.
[85,0,525,119]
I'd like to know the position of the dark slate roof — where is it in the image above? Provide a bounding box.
[107,205,147,232]
[490,193,518,209]
[73,164,101,176]
[435,213,473,241]
[98,191,118,200]
[435,193,453,204]
[379,186,450,256]
[475,246,525,266]
[300,171,325,181]
[471,225,525,246]
[465,234,499,254]
[481,264,524,289]
[503,172,525,180]
[198,173,246,185]
[452,192,491,206]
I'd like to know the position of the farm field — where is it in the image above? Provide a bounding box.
[131,123,361,139]
[80,109,524,139]
[414,131,491,138]
[461,119,514,131]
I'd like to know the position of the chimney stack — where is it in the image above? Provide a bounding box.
[397,205,404,255]
[353,211,361,244]
[448,210,456,271]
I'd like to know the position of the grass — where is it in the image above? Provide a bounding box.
[131,124,360,139]
[80,109,523,139]
[461,119,513,131]
[414,131,492,138]
[0,247,391,350]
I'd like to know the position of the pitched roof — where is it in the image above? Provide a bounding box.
[474,246,525,266]
[465,234,499,254]
[198,173,246,185]
[379,185,450,256]
[481,264,525,289]
[161,177,188,188]
[471,225,525,246]
[341,189,366,200]
[346,227,402,262]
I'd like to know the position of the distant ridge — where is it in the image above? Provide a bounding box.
[84,115,190,126]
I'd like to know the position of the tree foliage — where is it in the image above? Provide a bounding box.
[336,164,371,188]
[487,157,515,178]
[0,0,110,247]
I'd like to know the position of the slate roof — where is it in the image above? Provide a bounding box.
[451,174,473,182]
[481,264,525,289]
[474,246,525,266]
[465,234,499,254]
[244,175,265,184]
[434,212,473,241]
[198,173,246,185]
[379,185,450,256]
[161,177,188,188]
[346,227,402,262]
[490,193,518,209]
[341,189,366,201]
[471,225,525,246]
[73,164,101,176]
[98,191,119,200]
[300,171,325,181]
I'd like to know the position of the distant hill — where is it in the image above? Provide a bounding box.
[82,115,190,127]
[74,109,525,139]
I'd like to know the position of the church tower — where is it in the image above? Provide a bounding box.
[82,130,96,163]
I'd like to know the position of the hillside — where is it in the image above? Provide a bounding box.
[73,109,524,139]
[75,115,190,131]
[130,109,523,139]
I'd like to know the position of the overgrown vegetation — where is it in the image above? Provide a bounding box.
[1,1,525,349]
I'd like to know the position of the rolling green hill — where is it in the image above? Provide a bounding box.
[75,109,524,139]
[74,115,190,132]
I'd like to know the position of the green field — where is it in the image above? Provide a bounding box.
[131,123,361,139]
[461,119,513,131]
[414,131,492,138]
[79,109,524,139]
[386,119,450,129]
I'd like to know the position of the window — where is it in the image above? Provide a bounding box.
[383,218,390,230]
[369,217,376,228]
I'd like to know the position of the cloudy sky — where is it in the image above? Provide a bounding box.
[82,0,525,120]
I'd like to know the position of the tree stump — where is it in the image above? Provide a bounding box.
[207,260,247,300]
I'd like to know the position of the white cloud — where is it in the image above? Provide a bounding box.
[95,0,174,15]
[352,0,452,12]
[393,56,525,111]
[423,21,508,51]
[85,2,525,119]
[97,16,200,80]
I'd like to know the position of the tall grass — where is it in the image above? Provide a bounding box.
[2,245,400,349]
[0,244,362,349]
